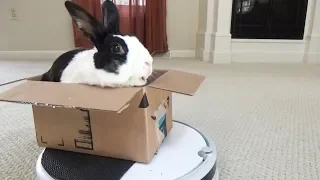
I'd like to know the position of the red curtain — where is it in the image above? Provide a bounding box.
[113,0,146,48]
[71,0,102,48]
[144,0,168,54]
[71,0,168,54]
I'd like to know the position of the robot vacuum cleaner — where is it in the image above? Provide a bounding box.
[36,121,219,180]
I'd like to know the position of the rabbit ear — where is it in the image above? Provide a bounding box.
[102,0,120,34]
[65,1,105,48]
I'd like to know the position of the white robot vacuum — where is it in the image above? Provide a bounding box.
[36,121,219,180]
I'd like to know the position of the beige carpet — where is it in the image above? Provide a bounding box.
[0,59,320,180]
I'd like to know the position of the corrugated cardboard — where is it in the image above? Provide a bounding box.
[0,70,204,163]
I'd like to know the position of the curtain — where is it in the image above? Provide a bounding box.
[71,0,102,48]
[111,0,146,48]
[144,0,168,54]
[72,0,168,54]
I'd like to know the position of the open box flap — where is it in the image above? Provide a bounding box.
[0,81,141,111]
[148,70,205,96]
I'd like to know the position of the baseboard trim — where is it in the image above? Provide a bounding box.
[0,51,66,61]
[232,51,305,64]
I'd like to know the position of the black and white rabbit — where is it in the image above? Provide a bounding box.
[41,1,153,87]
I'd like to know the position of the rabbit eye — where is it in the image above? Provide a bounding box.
[111,44,125,54]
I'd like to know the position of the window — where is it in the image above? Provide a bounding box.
[230,0,309,39]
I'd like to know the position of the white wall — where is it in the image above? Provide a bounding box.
[0,0,75,51]
[167,0,199,51]
[167,0,199,57]
[0,0,199,60]
[1,0,319,63]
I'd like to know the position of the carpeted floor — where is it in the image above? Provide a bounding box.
[0,59,320,180]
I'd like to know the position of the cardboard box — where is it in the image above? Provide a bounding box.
[0,70,204,163]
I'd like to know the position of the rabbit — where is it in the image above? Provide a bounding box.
[41,0,153,88]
